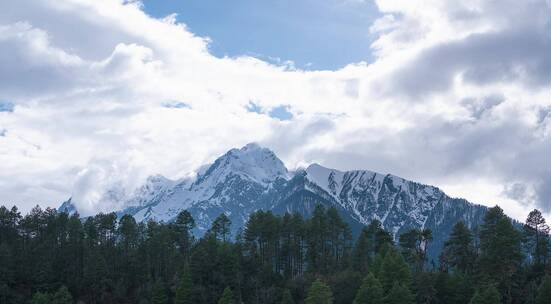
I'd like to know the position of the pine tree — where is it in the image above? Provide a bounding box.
[354,273,384,304]
[478,206,522,301]
[31,292,51,304]
[469,285,501,304]
[175,269,193,304]
[524,209,550,267]
[218,287,234,304]
[353,221,393,273]
[52,286,73,304]
[306,279,333,304]
[440,221,476,273]
[306,205,328,273]
[536,276,551,304]
[383,283,414,304]
[174,210,196,259]
[151,280,168,304]
[281,289,295,304]
[376,247,412,292]
[209,214,232,242]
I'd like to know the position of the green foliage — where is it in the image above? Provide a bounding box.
[353,220,393,273]
[440,221,476,273]
[151,280,168,304]
[469,285,501,304]
[217,287,234,304]
[0,203,549,304]
[306,279,333,304]
[175,268,193,304]
[281,289,295,304]
[478,206,522,302]
[524,209,550,271]
[376,247,412,292]
[52,286,73,304]
[209,214,232,242]
[31,292,51,304]
[383,283,414,304]
[536,276,551,304]
[354,273,384,304]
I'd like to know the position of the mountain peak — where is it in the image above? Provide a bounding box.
[241,142,262,151]
[197,143,288,186]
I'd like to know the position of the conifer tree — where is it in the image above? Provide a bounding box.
[52,286,73,304]
[151,280,168,304]
[524,209,550,267]
[31,292,51,304]
[281,289,295,304]
[218,287,234,304]
[353,221,392,273]
[175,268,193,304]
[209,214,232,242]
[354,273,383,304]
[536,276,551,304]
[384,283,414,304]
[469,285,501,304]
[478,206,522,301]
[306,279,333,304]
[376,247,412,292]
[174,210,196,259]
[440,221,476,273]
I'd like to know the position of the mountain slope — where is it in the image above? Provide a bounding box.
[59,143,488,260]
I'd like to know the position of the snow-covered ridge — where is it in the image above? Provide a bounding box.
[60,143,488,259]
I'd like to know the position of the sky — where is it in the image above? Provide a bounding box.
[1,0,551,222]
[141,0,380,70]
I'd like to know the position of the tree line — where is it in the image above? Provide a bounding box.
[0,203,550,304]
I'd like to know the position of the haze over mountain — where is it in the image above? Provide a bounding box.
[60,143,488,259]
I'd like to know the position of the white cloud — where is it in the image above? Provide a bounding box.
[1,0,551,222]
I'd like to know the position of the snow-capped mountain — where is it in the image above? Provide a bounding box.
[60,143,488,260]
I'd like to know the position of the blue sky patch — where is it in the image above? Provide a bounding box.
[269,105,293,121]
[142,0,380,70]
[0,101,14,112]
[246,101,263,114]
[162,102,191,109]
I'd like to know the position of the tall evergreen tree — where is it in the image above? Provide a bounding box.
[52,286,73,304]
[209,214,231,242]
[469,285,500,304]
[175,268,193,304]
[31,292,51,304]
[353,220,392,273]
[384,283,414,304]
[478,206,522,301]
[536,276,551,304]
[306,279,333,304]
[218,287,234,304]
[151,280,168,304]
[174,210,196,259]
[440,221,476,273]
[524,209,550,268]
[375,247,412,292]
[281,289,295,304]
[354,273,384,304]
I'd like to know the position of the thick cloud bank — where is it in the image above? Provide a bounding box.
[1,0,551,221]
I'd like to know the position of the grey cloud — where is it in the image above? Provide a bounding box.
[384,28,551,98]
[461,95,504,120]
[297,112,551,212]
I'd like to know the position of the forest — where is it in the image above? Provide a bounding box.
[0,204,550,304]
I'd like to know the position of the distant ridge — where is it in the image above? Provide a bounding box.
[60,143,488,260]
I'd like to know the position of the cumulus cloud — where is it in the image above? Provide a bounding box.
[1,0,551,221]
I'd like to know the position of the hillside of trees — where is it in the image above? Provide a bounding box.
[0,203,550,304]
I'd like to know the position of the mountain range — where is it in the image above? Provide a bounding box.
[59,143,489,260]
